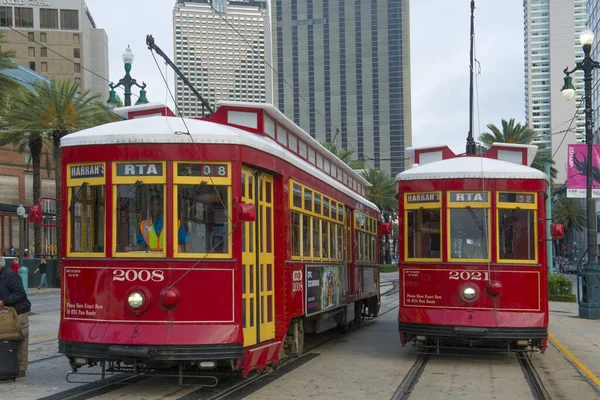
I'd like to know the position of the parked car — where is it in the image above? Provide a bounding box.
[563,262,578,274]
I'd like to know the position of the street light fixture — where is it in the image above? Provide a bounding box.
[561,27,600,319]
[107,45,149,109]
[16,204,25,264]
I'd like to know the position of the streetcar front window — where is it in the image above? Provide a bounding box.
[69,185,105,254]
[177,185,229,254]
[116,184,165,254]
[406,209,441,259]
[498,209,535,261]
[449,208,489,259]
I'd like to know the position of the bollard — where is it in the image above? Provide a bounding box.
[19,266,28,296]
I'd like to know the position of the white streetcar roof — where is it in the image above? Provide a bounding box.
[396,156,548,181]
[61,116,380,213]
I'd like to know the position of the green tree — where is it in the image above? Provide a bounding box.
[321,141,365,170]
[553,196,586,259]
[0,83,53,258]
[11,78,111,278]
[361,168,397,263]
[0,31,21,105]
[478,118,557,180]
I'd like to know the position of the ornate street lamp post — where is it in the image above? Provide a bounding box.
[562,28,600,319]
[107,45,149,109]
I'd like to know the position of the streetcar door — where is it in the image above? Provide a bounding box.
[241,167,275,347]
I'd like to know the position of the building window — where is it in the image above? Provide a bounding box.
[73,48,80,58]
[41,47,47,57]
[73,34,80,44]
[0,7,12,27]
[40,8,58,29]
[41,62,47,72]
[15,8,33,28]
[27,32,34,42]
[40,33,47,42]
[74,63,80,73]
[29,61,35,71]
[28,47,35,57]
[60,9,79,30]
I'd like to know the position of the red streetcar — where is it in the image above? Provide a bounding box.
[57,101,382,378]
[396,144,562,353]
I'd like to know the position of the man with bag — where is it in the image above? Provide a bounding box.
[0,257,31,378]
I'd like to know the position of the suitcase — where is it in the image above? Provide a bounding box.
[0,340,19,381]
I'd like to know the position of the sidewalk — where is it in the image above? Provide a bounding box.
[26,287,60,296]
[548,301,600,388]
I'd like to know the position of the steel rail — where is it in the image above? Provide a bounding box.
[390,350,431,400]
[517,352,551,400]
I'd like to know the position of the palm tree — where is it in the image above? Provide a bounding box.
[553,196,586,259]
[361,168,397,263]
[9,78,111,278]
[0,31,21,105]
[321,141,365,170]
[478,118,557,180]
[0,85,53,258]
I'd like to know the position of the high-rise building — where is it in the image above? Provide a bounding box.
[173,0,271,118]
[524,0,587,184]
[271,0,412,177]
[588,0,600,142]
[0,0,108,97]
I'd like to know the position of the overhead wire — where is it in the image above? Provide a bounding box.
[202,1,375,171]
[0,22,140,101]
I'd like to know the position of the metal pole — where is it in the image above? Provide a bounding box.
[580,42,600,319]
[546,163,553,275]
[466,0,476,155]
[19,215,23,263]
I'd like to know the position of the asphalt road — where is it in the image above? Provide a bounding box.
[29,291,60,314]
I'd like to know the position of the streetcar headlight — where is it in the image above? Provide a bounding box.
[128,292,145,309]
[463,287,477,300]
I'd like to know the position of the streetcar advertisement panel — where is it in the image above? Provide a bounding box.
[306,265,346,315]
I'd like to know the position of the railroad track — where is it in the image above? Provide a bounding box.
[38,297,399,400]
[517,352,551,400]
[390,349,552,400]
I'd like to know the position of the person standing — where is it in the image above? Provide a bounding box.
[0,257,31,378]
[34,256,48,289]
[9,246,15,256]
[11,258,20,274]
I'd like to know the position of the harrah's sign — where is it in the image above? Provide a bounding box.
[3,0,51,6]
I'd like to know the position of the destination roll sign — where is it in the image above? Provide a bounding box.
[406,193,440,204]
[70,164,104,179]
[116,163,163,176]
[450,192,489,202]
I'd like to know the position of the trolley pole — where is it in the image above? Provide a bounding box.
[562,29,600,319]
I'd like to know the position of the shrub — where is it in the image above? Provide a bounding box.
[549,293,577,302]
[379,264,398,273]
[548,274,574,296]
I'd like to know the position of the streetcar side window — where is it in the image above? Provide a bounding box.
[496,192,537,263]
[177,185,229,254]
[447,191,490,261]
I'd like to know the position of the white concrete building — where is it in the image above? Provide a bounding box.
[524,0,587,184]
[173,0,271,118]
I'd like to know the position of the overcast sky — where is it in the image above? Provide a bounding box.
[85,0,525,154]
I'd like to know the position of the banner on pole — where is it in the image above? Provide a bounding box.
[566,144,600,198]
